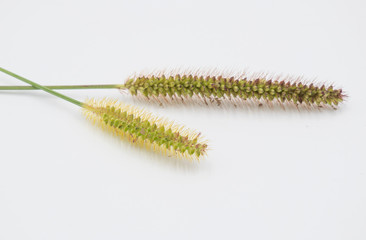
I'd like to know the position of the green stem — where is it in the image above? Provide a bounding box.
[0,84,125,90]
[0,67,84,107]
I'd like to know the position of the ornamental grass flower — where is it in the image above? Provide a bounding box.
[0,70,346,109]
[84,98,207,160]
[123,73,345,108]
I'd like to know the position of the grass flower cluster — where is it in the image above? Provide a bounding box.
[124,74,345,107]
[0,67,347,162]
[0,70,346,108]
[84,98,207,160]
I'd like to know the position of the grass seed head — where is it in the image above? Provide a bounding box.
[123,72,345,108]
[83,98,208,161]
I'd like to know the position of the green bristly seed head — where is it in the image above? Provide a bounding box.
[123,74,345,107]
[84,99,208,160]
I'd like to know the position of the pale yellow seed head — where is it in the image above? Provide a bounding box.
[82,98,208,161]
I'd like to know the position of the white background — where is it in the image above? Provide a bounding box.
[0,0,365,239]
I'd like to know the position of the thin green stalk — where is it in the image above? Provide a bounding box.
[0,84,124,90]
[0,67,84,107]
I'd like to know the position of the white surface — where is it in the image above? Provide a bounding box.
[0,0,365,239]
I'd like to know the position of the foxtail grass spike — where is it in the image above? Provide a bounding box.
[0,67,207,161]
[123,73,345,108]
[0,71,346,108]
[84,98,207,160]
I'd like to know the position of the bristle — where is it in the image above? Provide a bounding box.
[82,98,208,161]
[122,72,345,108]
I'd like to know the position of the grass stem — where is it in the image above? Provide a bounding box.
[0,67,84,107]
